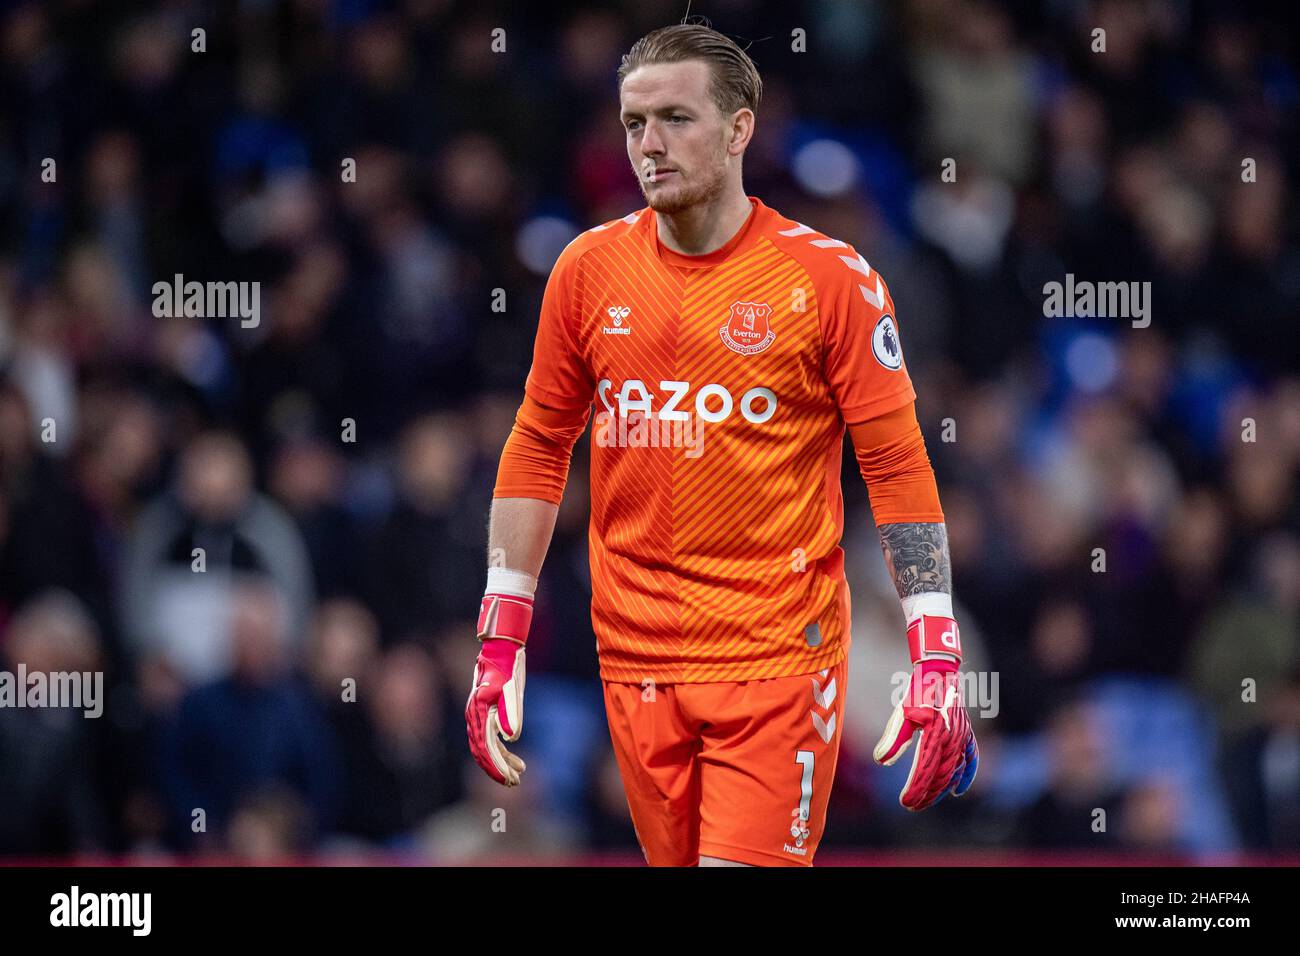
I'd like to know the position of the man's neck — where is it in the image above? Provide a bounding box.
[655,187,754,256]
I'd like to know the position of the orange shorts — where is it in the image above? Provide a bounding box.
[602,655,848,867]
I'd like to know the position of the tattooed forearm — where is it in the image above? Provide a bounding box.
[877,522,951,599]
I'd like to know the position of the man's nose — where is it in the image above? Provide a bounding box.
[640,119,664,157]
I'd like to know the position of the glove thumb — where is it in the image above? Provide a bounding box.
[873,699,917,766]
[496,646,526,741]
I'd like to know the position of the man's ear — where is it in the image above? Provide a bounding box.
[728,108,755,156]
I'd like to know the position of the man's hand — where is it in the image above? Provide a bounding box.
[873,613,979,810]
[465,573,535,787]
[466,635,527,786]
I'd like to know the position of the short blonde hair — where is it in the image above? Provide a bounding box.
[618,23,762,116]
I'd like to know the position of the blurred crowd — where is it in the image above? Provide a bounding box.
[1,0,1298,861]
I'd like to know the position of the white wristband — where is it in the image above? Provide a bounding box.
[485,566,538,598]
[901,592,953,624]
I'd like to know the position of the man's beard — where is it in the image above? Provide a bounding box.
[639,158,728,215]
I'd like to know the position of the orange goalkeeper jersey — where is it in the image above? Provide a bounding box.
[518,196,916,683]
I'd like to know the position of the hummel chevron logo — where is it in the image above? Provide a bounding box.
[810,671,837,742]
[811,675,836,709]
[839,253,872,276]
[857,276,885,310]
[777,223,887,310]
[811,711,836,743]
[840,252,885,309]
[602,306,632,335]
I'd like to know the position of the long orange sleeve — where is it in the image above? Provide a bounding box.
[847,402,945,524]
[492,394,591,505]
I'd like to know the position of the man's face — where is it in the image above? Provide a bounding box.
[620,60,740,214]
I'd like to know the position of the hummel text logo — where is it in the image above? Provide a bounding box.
[603,307,632,335]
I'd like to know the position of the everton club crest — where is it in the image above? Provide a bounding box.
[720,301,776,355]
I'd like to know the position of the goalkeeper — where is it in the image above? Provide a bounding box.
[465,23,977,867]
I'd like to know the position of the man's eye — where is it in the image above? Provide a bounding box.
[669,115,687,123]
[626,121,641,131]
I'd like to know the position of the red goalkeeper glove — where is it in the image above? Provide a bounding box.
[465,569,534,786]
[873,600,979,810]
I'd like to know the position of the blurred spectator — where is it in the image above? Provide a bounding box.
[306,604,464,845]
[158,578,341,851]
[121,430,315,683]
[268,437,362,598]
[302,599,382,844]
[1118,778,1188,855]
[363,412,481,643]
[1189,532,1300,847]
[0,590,108,854]
[910,0,1037,186]
[226,788,312,862]
[356,643,463,840]
[0,383,108,637]
[417,759,571,863]
[1011,700,1127,850]
[584,748,639,853]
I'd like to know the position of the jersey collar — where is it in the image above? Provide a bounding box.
[648,196,770,269]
